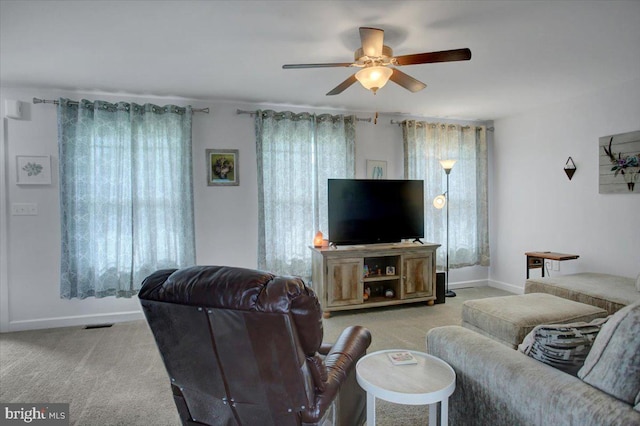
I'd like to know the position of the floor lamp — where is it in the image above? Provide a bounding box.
[433,159,456,297]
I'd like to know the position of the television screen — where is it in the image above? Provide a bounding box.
[328,179,424,245]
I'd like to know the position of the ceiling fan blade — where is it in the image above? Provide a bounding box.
[326,74,358,96]
[359,27,384,57]
[283,62,353,69]
[389,68,427,92]
[394,48,472,66]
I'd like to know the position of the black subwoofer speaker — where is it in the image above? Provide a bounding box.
[435,272,446,304]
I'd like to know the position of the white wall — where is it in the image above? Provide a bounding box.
[1,87,489,332]
[489,78,640,292]
[8,79,633,331]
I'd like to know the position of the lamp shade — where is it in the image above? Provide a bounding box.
[355,66,393,93]
[439,159,457,171]
[433,194,447,209]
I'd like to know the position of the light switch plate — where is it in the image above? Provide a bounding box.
[11,203,38,215]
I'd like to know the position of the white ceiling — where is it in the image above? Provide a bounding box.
[1,1,639,121]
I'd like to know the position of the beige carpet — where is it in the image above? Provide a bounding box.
[0,286,509,425]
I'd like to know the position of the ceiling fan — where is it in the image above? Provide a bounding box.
[283,27,472,96]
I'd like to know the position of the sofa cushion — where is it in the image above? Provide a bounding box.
[578,300,640,406]
[518,317,608,376]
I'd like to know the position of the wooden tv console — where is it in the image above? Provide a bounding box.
[310,242,440,317]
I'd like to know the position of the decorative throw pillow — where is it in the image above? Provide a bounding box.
[578,300,640,406]
[518,317,609,376]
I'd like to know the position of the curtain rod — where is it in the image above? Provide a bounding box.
[389,119,494,131]
[236,109,371,122]
[32,98,209,114]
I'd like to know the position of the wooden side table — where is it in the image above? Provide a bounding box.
[525,251,579,279]
[356,349,456,426]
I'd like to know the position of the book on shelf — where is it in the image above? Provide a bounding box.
[387,351,418,365]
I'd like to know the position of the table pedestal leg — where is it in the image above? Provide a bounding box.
[366,392,376,426]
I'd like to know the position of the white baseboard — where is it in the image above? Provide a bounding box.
[449,279,489,289]
[488,279,524,294]
[3,279,522,332]
[7,310,145,333]
[447,278,523,294]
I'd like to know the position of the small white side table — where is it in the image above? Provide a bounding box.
[356,349,456,426]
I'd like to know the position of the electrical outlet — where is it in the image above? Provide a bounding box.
[11,203,38,216]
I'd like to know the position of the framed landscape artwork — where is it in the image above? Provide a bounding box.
[598,130,640,194]
[207,149,239,186]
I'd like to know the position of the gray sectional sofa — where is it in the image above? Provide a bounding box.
[525,272,639,314]
[427,299,640,426]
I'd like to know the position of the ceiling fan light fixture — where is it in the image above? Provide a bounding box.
[283,27,471,96]
[355,66,393,94]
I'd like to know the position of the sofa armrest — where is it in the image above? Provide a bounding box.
[427,326,640,426]
[323,325,371,379]
[301,325,371,424]
[317,342,333,355]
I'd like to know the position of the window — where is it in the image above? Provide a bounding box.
[255,110,355,279]
[57,98,195,299]
[403,121,489,268]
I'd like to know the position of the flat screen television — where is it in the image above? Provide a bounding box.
[328,179,424,245]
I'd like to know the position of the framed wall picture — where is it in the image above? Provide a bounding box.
[16,155,52,185]
[599,130,640,193]
[366,160,387,179]
[207,149,239,186]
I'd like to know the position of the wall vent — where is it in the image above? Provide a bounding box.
[84,324,114,330]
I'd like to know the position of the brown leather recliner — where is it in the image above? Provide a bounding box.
[139,265,372,426]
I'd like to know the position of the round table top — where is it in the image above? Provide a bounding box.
[356,349,456,405]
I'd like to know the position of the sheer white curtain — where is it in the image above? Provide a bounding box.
[256,110,355,279]
[315,114,356,234]
[403,121,489,269]
[57,98,195,299]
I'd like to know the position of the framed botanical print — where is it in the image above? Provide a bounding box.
[16,155,52,185]
[207,149,239,186]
